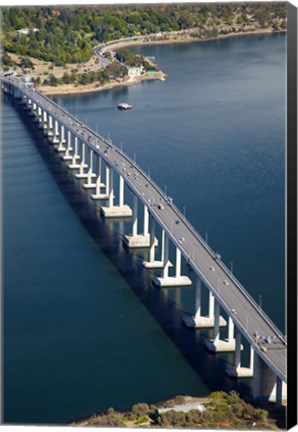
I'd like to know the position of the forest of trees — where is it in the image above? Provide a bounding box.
[1,3,287,67]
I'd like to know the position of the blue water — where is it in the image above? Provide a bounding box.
[3,33,286,424]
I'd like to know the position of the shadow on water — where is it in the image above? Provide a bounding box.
[10,95,253,400]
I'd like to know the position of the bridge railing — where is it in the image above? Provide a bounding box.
[11,81,286,345]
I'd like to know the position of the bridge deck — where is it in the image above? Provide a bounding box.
[2,78,287,383]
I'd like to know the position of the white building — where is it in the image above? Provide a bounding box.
[128,67,143,78]
[17,28,39,35]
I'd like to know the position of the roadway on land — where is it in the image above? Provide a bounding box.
[3,77,287,383]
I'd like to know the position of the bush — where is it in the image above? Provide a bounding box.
[185,409,202,425]
[158,410,186,427]
[132,403,150,418]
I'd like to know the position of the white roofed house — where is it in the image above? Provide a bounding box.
[17,28,39,35]
[128,66,143,78]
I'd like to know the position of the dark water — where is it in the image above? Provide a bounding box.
[2,34,286,425]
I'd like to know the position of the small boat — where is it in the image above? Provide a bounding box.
[117,103,132,110]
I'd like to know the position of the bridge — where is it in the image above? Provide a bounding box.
[1,76,287,405]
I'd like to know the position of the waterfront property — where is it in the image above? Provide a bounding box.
[1,76,287,406]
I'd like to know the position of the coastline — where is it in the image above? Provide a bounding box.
[39,28,285,96]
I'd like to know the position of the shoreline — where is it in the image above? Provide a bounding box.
[39,28,285,96]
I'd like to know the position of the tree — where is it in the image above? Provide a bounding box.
[48,73,59,86]
[19,56,34,69]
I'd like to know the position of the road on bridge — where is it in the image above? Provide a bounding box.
[3,77,287,384]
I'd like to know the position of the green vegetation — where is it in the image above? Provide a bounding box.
[115,49,153,71]
[71,391,280,429]
[1,3,286,67]
[30,63,128,88]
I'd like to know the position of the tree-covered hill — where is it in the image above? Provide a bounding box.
[1,2,286,66]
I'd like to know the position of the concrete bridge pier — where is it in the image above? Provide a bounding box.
[226,342,254,379]
[75,142,90,178]
[24,97,32,111]
[46,115,54,139]
[34,106,43,125]
[204,302,243,353]
[19,94,27,106]
[62,129,73,159]
[90,155,108,200]
[123,197,154,247]
[153,240,192,287]
[28,101,37,117]
[83,148,99,190]
[66,134,76,164]
[183,279,227,328]
[143,216,170,269]
[252,352,287,405]
[41,110,48,133]
[51,119,60,145]
[101,169,132,218]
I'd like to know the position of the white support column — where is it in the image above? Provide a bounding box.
[183,286,227,328]
[35,106,43,125]
[132,193,138,237]
[52,119,60,144]
[61,127,70,156]
[252,352,285,403]
[25,98,32,110]
[195,277,202,319]
[153,232,191,288]
[123,194,152,246]
[162,233,170,279]
[143,206,149,236]
[119,175,124,207]
[108,167,114,208]
[47,115,54,138]
[83,147,97,188]
[249,345,254,371]
[161,230,165,263]
[228,316,234,342]
[28,101,36,117]
[209,292,215,318]
[75,141,88,178]
[143,220,167,268]
[143,221,168,269]
[175,247,181,278]
[205,299,242,353]
[91,155,107,200]
[105,165,110,195]
[234,327,242,370]
[42,110,47,128]
[100,171,132,217]
[149,214,155,262]
[68,136,81,169]
[213,300,220,343]
[226,340,254,379]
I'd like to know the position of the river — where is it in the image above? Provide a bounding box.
[2,33,286,424]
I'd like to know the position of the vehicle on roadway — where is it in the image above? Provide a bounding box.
[158,204,165,210]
